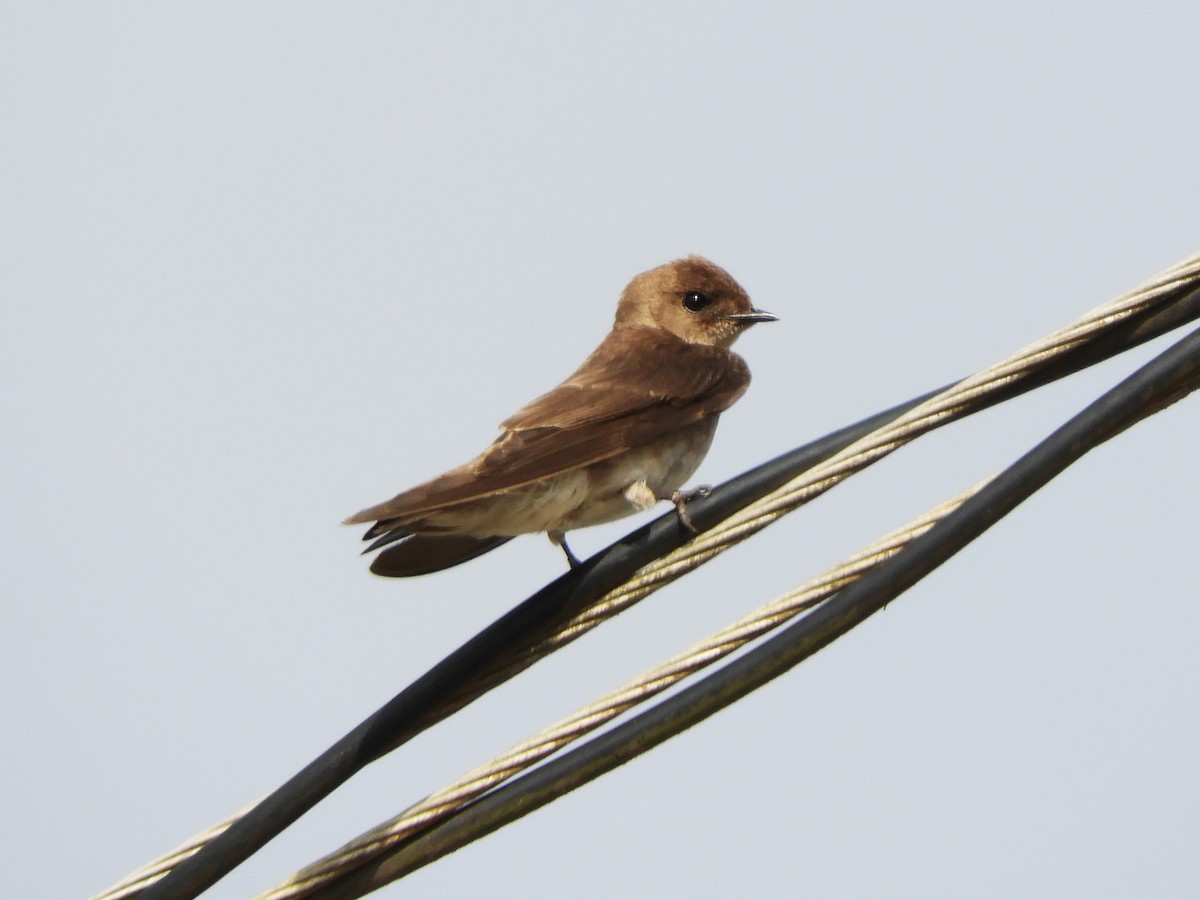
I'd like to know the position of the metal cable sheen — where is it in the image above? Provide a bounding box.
[259,252,1200,898]
[91,803,259,900]
[259,488,983,898]
[94,252,1200,899]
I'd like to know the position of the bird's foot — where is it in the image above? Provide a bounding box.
[662,486,712,534]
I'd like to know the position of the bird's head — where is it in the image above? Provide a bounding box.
[615,255,777,348]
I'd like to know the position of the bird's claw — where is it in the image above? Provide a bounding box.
[668,486,712,534]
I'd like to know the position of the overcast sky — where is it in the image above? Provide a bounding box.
[4,4,1198,898]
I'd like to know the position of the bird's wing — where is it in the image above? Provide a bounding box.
[344,327,750,527]
[500,326,748,430]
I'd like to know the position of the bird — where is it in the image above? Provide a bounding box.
[345,256,776,576]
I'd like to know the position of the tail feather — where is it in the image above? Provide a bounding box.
[369,534,512,577]
[362,524,412,554]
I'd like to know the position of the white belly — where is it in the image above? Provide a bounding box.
[550,417,718,531]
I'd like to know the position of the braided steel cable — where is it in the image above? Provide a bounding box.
[259,490,979,898]
[282,317,1200,899]
[106,253,1200,899]
[91,803,258,900]
[256,252,1200,898]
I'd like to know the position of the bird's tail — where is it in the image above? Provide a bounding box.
[368,534,513,577]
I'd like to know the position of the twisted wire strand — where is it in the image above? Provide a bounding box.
[259,487,985,898]
[91,801,261,900]
[354,322,1200,895]
[258,252,1200,896]
[94,252,1200,899]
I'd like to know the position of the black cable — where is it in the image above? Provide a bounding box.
[321,321,1200,897]
[138,284,1200,899]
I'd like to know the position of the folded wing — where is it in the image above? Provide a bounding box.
[344,326,750,527]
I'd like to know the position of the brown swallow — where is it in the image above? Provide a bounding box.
[345,256,776,576]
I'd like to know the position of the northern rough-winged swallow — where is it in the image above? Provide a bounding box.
[346,256,776,576]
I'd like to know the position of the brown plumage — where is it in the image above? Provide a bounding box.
[345,256,776,576]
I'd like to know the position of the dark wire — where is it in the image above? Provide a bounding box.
[319,321,1200,897]
[138,286,1200,899]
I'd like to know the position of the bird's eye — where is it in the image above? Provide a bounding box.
[682,291,712,312]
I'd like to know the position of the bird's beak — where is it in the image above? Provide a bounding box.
[725,308,779,324]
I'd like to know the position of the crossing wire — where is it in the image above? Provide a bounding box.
[100,253,1200,899]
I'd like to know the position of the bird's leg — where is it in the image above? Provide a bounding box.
[661,486,712,534]
[625,479,712,534]
[548,530,582,569]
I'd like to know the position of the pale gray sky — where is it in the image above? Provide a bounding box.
[4,4,1198,898]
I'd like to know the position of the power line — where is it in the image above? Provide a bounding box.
[103,253,1200,900]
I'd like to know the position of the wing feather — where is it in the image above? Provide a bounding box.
[344,327,749,526]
